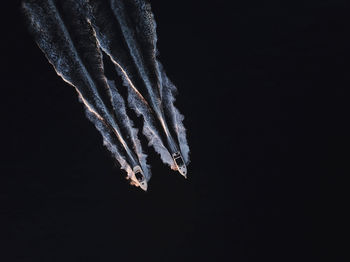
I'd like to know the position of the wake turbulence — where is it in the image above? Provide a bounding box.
[22,0,190,190]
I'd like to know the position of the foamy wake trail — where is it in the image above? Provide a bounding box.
[110,0,161,104]
[115,66,175,168]
[83,99,133,178]
[116,0,190,163]
[109,0,178,149]
[158,64,190,164]
[61,0,151,179]
[22,0,144,180]
[84,0,175,168]
[122,0,163,98]
[107,80,150,179]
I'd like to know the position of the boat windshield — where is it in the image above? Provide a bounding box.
[135,172,143,182]
[174,156,184,167]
